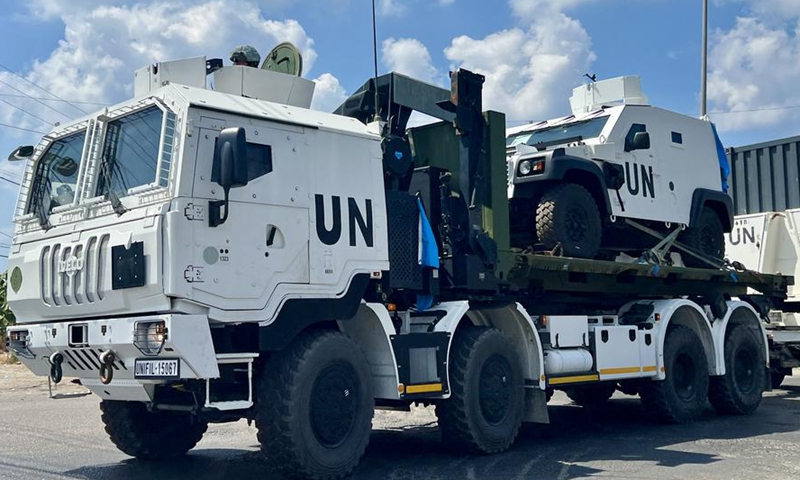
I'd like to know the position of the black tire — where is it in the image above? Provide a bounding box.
[565,383,616,407]
[435,327,524,454]
[536,183,602,259]
[256,329,373,480]
[639,325,709,423]
[681,206,725,268]
[771,370,787,389]
[709,325,766,415]
[100,400,207,460]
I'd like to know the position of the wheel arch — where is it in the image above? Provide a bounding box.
[710,301,769,377]
[650,299,717,380]
[690,188,733,232]
[433,301,545,391]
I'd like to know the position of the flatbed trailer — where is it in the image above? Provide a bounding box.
[3,56,790,480]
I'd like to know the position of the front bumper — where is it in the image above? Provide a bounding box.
[7,314,219,402]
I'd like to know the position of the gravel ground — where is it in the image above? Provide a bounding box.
[1,364,800,480]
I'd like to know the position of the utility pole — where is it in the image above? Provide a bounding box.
[701,0,708,117]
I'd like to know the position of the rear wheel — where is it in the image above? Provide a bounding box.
[100,400,207,460]
[565,383,616,407]
[256,330,373,480]
[709,325,765,415]
[536,183,602,259]
[681,206,725,268]
[436,327,524,454]
[640,326,709,423]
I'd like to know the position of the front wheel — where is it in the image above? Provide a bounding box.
[535,183,602,259]
[709,325,766,415]
[639,325,709,423]
[100,400,207,460]
[256,330,374,480]
[435,327,524,454]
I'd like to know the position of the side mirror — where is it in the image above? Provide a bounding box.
[629,131,651,151]
[210,128,248,227]
[8,145,35,162]
[215,128,249,190]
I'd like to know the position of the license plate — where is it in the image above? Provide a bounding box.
[134,359,180,379]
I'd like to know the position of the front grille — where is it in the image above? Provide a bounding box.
[41,234,110,307]
[61,347,127,373]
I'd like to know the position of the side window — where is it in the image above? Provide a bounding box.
[212,141,273,183]
[625,123,647,151]
[671,132,683,144]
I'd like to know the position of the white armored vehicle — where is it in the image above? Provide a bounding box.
[3,50,789,480]
[507,76,732,265]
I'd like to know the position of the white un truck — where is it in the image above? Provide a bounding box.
[3,48,789,480]
[506,76,732,266]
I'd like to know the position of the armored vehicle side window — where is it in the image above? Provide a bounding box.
[212,142,273,183]
[671,132,683,144]
[27,130,86,214]
[97,106,163,198]
[625,124,647,151]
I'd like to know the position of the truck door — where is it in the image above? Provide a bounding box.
[189,125,310,310]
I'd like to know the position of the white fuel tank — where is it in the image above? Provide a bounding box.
[544,349,594,375]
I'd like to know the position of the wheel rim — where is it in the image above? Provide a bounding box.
[479,354,513,425]
[734,347,757,394]
[564,207,588,245]
[673,352,698,401]
[310,362,359,448]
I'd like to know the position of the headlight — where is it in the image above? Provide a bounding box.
[6,329,33,359]
[133,321,168,356]
[517,158,545,177]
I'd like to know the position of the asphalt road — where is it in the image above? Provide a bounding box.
[2,366,800,480]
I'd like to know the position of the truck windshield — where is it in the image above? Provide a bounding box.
[508,116,610,148]
[96,106,163,198]
[27,130,86,215]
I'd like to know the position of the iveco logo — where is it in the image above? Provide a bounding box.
[57,256,84,276]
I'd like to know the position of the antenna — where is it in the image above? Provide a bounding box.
[700,0,708,117]
[371,0,382,122]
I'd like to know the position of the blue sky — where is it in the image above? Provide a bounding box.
[1,0,800,270]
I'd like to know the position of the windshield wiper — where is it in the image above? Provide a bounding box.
[30,178,52,230]
[532,135,584,151]
[99,155,128,216]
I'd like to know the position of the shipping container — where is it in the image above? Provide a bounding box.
[727,135,800,215]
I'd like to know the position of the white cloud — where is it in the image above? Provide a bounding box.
[382,38,440,84]
[311,73,348,112]
[707,12,800,131]
[379,0,405,16]
[445,7,595,122]
[0,1,324,141]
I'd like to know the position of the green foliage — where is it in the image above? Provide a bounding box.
[0,272,16,340]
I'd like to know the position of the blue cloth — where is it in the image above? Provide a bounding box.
[417,198,439,269]
[711,122,730,194]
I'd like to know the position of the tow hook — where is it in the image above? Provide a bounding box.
[99,351,116,385]
[49,352,64,384]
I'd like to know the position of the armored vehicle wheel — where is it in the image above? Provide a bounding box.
[565,383,616,407]
[435,327,524,454]
[536,183,602,259]
[256,329,373,480]
[709,326,765,415]
[681,206,725,267]
[100,400,207,460]
[639,325,708,423]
